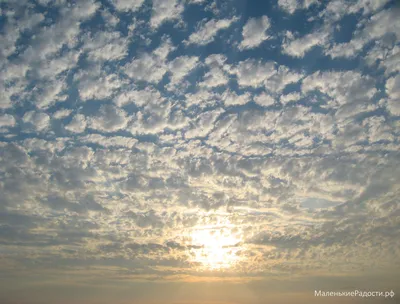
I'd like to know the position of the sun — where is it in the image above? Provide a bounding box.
[189,226,242,270]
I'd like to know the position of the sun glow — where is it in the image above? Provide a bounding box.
[189,225,242,270]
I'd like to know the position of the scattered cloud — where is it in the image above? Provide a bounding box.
[124,38,175,83]
[282,29,329,57]
[239,16,271,50]
[0,114,16,129]
[22,111,50,132]
[385,74,400,116]
[187,17,238,45]
[110,0,145,12]
[65,114,87,133]
[150,0,184,29]
[88,104,130,132]
[278,0,319,14]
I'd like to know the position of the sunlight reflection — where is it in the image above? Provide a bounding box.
[189,221,243,270]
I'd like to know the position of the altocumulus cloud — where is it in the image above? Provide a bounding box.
[0,0,399,303]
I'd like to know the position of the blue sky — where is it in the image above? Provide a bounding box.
[0,0,399,303]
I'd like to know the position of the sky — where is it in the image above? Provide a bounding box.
[0,0,400,303]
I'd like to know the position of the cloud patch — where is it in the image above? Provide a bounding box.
[239,16,271,50]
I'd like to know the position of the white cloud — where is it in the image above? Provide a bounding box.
[184,89,221,108]
[239,16,271,50]
[88,104,130,132]
[150,0,184,29]
[278,0,298,14]
[326,8,400,59]
[21,0,99,61]
[22,111,50,132]
[124,53,168,83]
[79,134,138,148]
[254,92,275,107]
[128,100,174,135]
[282,29,329,57]
[124,39,175,83]
[82,31,129,62]
[65,114,87,133]
[301,71,377,111]
[234,59,276,88]
[74,66,125,101]
[53,109,73,120]
[185,108,224,139]
[187,17,238,45]
[35,79,68,109]
[114,87,164,108]
[38,50,80,79]
[0,114,16,128]
[322,0,390,23]
[385,75,400,116]
[278,0,319,14]
[378,46,400,76]
[264,65,303,93]
[222,90,251,106]
[364,44,400,76]
[101,9,119,28]
[280,92,301,105]
[362,116,394,143]
[199,54,230,88]
[110,0,145,12]
[233,60,301,93]
[167,56,199,86]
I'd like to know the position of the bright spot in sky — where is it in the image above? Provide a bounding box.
[189,225,242,270]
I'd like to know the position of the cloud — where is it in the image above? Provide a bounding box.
[233,59,301,92]
[199,54,230,88]
[185,108,224,139]
[321,0,391,23]
[254,92,275,107]
[282,29,329,58]
[222,90,251,106]
[301,71,377,111]
[79,134,138,148]
[264,65,303,93]
[234,59,276,87]
[167,55,199,86]
[0,114,16,129]
[280,92,301,105]
[366,45,400,76]
[53,109,73,120]
[22,111,50,132]
[326,7,400,59]
[187,17,238,45]
[278,0,319,14]
[37,50,80,79]
[65,114,87,133]
[20,0,99,61]
[114,87,164,108]
[88,104,130,132]
[110,0,145,12]
[124,38,175,83]
[74,65,125,101]
[385,75,400,116]
[239,16,271,50]
[150,0,184,29]
[34,79,69,109]
[82,31,129,62]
